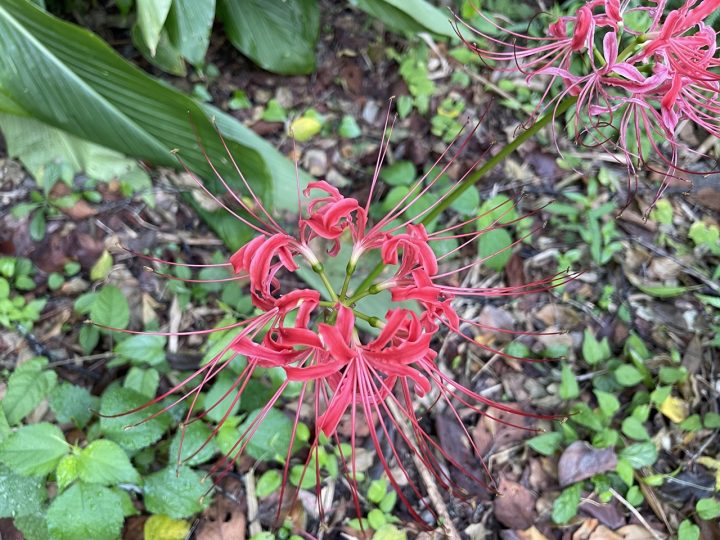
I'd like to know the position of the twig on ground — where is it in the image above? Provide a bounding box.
[384,398,461,540]
[609,487,663,540]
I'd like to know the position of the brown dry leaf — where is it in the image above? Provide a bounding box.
[615,524,666,539]
[494,477,537,529]
[588,525,623,540]
[195,495,247,540]
[572,518,599,540]
[516,526,550,540]
[473,406,533,456]
[558,441,617,487]
[534,304,582,328]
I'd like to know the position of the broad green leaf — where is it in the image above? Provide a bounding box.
[552,483,581,524]
[559,363,580,400]
[380,161,416,186]
[131,23,186,77]
[256,470,282,498]
[46,483,124,540]
[144,514,191,540]
[527,432,563,456]
[0,463,46,518]
[621,417,650,441]
[0,114,149,186]
[696,498,720,520]
[90,285,130,330]
[77,439,140,485]
[0,0,273,250]
[594,390,620,419]
[204,372,241,423]
[143,466,210,518]
[582,329,611,365]
[2,356,57,425]
[0,423,68,476]
[350,0,458,38]
[136,0,172,55]
[166,0,215,65]
[124,367,160,398]
[478,228,512,271]
[14,513,49,540]
[620,442,658,469]
[614,364,644,387]
[49,383,97,428]
[678,519,700,540]
[115,334,166,366]
[99,387,170,451]
[368,478,387,504]
[168,421,218,467]
[217,0,319,75]
[373,524,406,540]
[56,454,79,491]
[239,407,297,461]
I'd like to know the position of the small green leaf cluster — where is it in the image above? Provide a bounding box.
[347,476,404,539]
[0,257,45,329]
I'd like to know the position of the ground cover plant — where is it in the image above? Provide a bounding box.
[0,0,719,539]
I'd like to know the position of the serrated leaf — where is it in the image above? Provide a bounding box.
[144,514,191,540]
[90,285,129,330]
[217,0,319,75]
[2,357,57,425]
[0,463,46,518]
[99,387,170,451]
[124,367,160,398]
[143,466,210,519]
[620,442,658,469]
[49,383,97,428]
[77,439,139,485]
[56,455,79,491]
[239,407,298,461]
[47,482,124,540]
[204,372,241,423]
[114,334,166,366]
[0,422,68,476]
[168,421,218,467]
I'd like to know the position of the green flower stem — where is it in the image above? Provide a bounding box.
[349,95,578,298]
[314,266,338,302]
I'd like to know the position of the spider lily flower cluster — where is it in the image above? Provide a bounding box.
[109,125,571,526]
[458,0,720,199]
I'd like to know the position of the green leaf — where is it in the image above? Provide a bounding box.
[239,407,297,461]
[166,0,215,65]
[49,383,97,428]
[527,432,563,456]
[143,466,210,519]
[290,115,322,142]
[99,387,170,451]
[478,228,512,271]
[0,0,274,250]
[372,524,406,540]
[14,513,49,540]
[350,0,458,39]
[90,250,113,281]
[368,508,387,529]
[559,363,580,400]
[380,161,416,186]
[132,23,186,77]
[678,519,700,540]
[621,417,650,441]
[47,482,124,540]
[614,364,644,387]
[620,442,658,469]
[77,439,140,485]
[168,421,218,467]
[90,285,130,330]
[0,423,68,476]
[217,0,319,74]
[658,366,687,384]
[2,356,57,425]
[78,324,100,354]
[0,463,46,518]
[368,478,387,504]
[204,372,241,423]
[594,390,620,419]
[56,454,78,491]
[29,210,45,241]
[696,498,720,520]
[552,483,581,524]
[114,334,166,366]
[338,115,361,139]
[582,329,611,365]
[704,412,720,429]
[124,367,160,398]
[136,0,172,55]
[0,114,149,187]
[256,469,282,498]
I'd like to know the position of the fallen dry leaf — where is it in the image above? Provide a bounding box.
[658,395,688,423]
[558,441,618,487]
[494,477,537,529]
[588,525,623,540]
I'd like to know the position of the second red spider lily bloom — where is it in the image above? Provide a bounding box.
[459,0,720,206]
[105,119,570,527]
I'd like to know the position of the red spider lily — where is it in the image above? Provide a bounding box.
[100,119,571,529]
[458,0,720,207]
